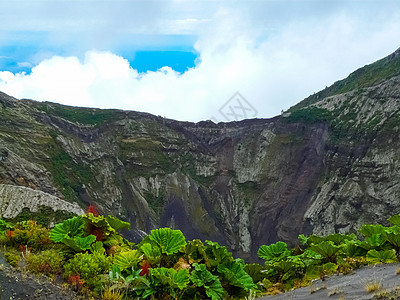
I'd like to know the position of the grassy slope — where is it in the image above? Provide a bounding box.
[290,47,400,111]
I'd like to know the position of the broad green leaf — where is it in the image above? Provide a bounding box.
[302,249,322,261]
[103,233,132,252]
[388,215,400,226]
[61,235,96,252]
[185,239,207,264]
[361,234,387,250]
[340,240,367,257]
[366,249,396,264]
[104,233,122,247]
[191,263,218,284]
[264,260,301,282]
[141,243,161,265]
[359,224,386,238]
[148,228,186,255]
[49,216,84,242]
[385,232,400,249]
[305,262,338,280]
[106,215,131,231]
[205,278,225,300]
[386,225,400,235]
[304,235,325,245]
[151,268,190,290]
[267,260,297,274]
[114,250,141,271]
[191,263,224,300]
[90,241,105,254]
[244,263,267,282]
[258,241,291,261]
[326,233,356,246]
[204,240,234,268]
[75,235,96,251]
[84,214,113,233]
[217,260,255,291]
[308,241,341,263]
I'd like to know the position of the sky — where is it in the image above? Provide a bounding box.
[0,1,399,122]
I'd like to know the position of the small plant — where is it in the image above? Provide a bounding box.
[4,249,20,267]
[365,280,382,293]
[328,288,344,297]
[338,257,366,275]
[68,274,84,291]
[86,204,99,217]
[9,221,51,250]
[309,283,327,294]
[396,266,400,275]
[0,219,13,231]
[374,288,394,299]
[102,288,123,300]
[64,251,112,288]
[26,249,64,275]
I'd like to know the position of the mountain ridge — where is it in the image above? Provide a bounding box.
[1,48,400,261]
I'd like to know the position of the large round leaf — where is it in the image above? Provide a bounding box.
[148,228,187,255]
[49,216,84,242]
[114,250,141,270]
[258,241,291,261]
[106,215,130,231]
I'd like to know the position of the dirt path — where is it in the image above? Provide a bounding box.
[258,263,400,300]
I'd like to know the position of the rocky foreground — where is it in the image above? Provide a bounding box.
[0,252,79,300]
[261,263,400,300]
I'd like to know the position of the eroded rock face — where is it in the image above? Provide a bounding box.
[0,184,84,218]
[1,69,400,260]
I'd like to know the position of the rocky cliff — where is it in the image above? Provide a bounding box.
[0,48,399,261]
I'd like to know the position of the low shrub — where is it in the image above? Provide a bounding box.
[64,251,112,288]
[11,221,51,250]
[26,249,64,275]
[4,249,20,267]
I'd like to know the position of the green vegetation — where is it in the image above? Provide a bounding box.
[282,49,400,143]
[36,102,122,126]
[2,211,400,298]
[119,138,175,178]
[9,206,76,228]
[284,107,332,124]
[46,134,94,202]
[181,152,215,186]
[292,49,400,110]
[143,191,166,217]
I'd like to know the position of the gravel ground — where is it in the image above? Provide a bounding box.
[0,252,79,300]
[258,263,400,300]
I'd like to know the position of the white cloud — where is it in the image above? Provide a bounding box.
[1,4,400,122]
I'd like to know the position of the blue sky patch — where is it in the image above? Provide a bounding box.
[129,51,198,73]
[0,32,199,74]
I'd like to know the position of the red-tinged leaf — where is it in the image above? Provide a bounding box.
[139,260,152,277]
[87,204,99,217]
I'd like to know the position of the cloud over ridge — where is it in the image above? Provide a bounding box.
[1,4,400,122]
